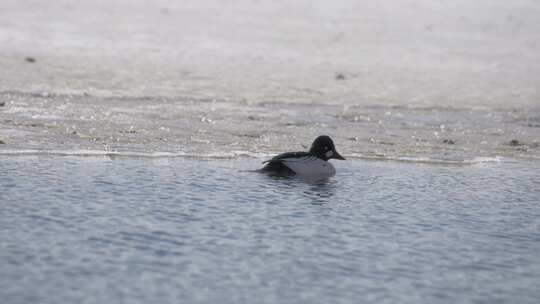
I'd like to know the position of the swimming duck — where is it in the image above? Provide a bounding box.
[260,135,345,178]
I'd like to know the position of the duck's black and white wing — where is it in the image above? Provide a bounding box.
[261,152,336,177]
[260,152,309,175]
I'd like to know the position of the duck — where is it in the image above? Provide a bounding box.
[259,135,345,178]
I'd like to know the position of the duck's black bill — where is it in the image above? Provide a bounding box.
[333,150,345,160]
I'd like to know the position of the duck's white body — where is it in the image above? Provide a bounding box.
[281,156,336,179]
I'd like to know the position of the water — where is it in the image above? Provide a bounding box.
[1,156,539,304]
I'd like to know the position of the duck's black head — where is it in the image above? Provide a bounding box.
[309,135,345,161]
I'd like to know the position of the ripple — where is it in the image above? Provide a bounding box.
[1,157,539,304]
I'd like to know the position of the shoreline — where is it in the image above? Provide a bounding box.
[1,90,539,163]
[0,147,532,167]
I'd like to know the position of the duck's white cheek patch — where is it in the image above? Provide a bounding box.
[326,151,333,158]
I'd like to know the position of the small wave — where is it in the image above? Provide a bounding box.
[0,149,506,164]
[0,149,271,159]
[346,153,503,165]
[0,149,505,164]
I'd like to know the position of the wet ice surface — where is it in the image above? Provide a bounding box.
[1,157,540,304]
[1,91,539,162]
[1,0,539,106]
[1,0,540,161]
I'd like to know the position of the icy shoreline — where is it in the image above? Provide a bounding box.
[1,0,539,161]
[1,90,538,162]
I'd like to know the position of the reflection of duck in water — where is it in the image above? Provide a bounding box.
[259,135,345,179]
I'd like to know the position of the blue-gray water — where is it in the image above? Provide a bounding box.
[1,157,540,304]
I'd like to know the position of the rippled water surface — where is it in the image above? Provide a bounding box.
[1,157,540,304]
